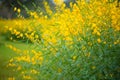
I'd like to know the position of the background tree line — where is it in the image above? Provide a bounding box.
[0,0,45,19]
[0,0,119,19]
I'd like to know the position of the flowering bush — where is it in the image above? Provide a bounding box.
[0,0,120,80]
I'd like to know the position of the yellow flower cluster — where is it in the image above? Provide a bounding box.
[6,44,21,53]
[0,0,119,79]
[14,7,21,13]
[30,12,38,19]
[7,49,43,79]
[53,0,64,6]
[8,49,44,65]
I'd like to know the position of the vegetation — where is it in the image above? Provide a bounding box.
[0,39,32,80]
[0,0,120,80]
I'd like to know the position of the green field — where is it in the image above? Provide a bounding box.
[0,36,31,80]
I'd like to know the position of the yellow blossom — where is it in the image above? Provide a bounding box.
[97,38,101,43]
[85,52,90,57]
[31,69,38,74]
[23,75,32,79]
[14,7,17,11]
[8,77,15,80]
[72,56,77,60]
[97,32,101,36]
[17,66,22,70]
[53,0,64,6]
[10,37,13,40]
[82,46,86,50]
[17,8,21,13]
[8,63,16,67]
[39,57,43,61]
[103,41,106,44]
[9,28,12,31]
[35,35,39,39]
[20,33,23,37]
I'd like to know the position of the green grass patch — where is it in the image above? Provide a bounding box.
[0,36,32,80]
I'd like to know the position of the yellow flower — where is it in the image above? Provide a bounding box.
[20,33,23,37]
[40,12,43,15]
[17,8,21,13]
[85,52,90,57]
[51,37,57,44]
[31,58,36,65]
[8,63,16,67]
[31,50,37,54]
[97,11,102,16]
[114,40,119,45]
[31,69,38,74]
[9,58,14,62]
[103,41,106,44]
[39,57,43,61]
[35,35,39,39]
[45,15,48,19]
[72,56,77,60]
[8,77,15,80]
[17,66,22,70]
[97,32,101,36]
[88,42,92,46]
[114,41,117,45]
[97,38,101,43]
[10,37,13,40]
[9,28,12,31]
[82,46,86,50]
[53,0,64,6]
[23,75,31,79]
[13,47,17,52]
[13,29,17,33]
[16,31,20,35]
[14,7,17,11]
[92,28,100,36]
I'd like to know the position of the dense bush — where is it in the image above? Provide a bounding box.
[0,0,120,80]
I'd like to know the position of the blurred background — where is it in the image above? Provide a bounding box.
[0,0,76,19]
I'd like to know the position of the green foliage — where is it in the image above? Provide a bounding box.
[0,0,120,80]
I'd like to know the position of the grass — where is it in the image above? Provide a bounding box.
[0,43,15,80]
[0,35,31,80]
